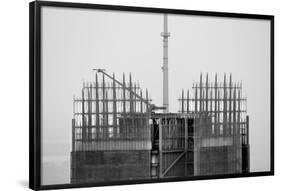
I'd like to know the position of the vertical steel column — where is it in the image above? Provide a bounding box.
[218,91,221,135]
[199,73,203,112]
[186,90,189,113]
[134,84,137,112]
[223,74,227,135]
[129,73,133,113]
[95,74,100,145]
[210,90,213,134]
[87,85,92,141]
[205,74,209,112]
[82,88,85,151]
[195,84,198,113]
[202,91,205,112]
[102,74,106,137]
[184,117,188,176]
[133,83,137,138]
[229,74,232,135]
[146,89,149,113]
[237,89,241,137]
[159,118,163,178]
[214,73,218,135]
[233,86,237,136]
[105,90,109,138]
[72,118,75,151]
[181,89,184,113]
[102,74,106,149]
[123,73,126,113]
[140,91,143,113]
[128,74,133,139]
[145,89,149,144]
[72,95,76,151]
[112,73,117,137]
[122,74,127,139]
[246,115,249,145]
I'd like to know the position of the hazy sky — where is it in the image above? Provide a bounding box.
[41,6,271,185]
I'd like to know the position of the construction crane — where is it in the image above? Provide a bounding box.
[93,69,166,111]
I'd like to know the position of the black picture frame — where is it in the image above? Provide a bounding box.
[29,1,274,190]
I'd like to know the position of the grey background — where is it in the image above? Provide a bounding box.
[41,7,271,185]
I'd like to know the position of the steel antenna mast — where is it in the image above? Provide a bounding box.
[161,14,170,113]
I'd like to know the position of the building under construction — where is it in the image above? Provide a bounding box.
[70,14,250,183]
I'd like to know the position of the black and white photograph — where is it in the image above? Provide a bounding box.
[29,1,274,190]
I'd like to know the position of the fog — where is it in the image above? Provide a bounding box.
[41,7,271,185]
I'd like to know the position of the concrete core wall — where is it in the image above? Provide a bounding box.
[71,150,151,183]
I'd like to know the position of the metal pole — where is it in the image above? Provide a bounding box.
[214,73,218,135]
[181,89,184,113]
[186,90,189,113]
[159,118,163,178]
[161,14,170,113]
[223,74,227,135]
[95,73,100,146]
[229,74,232,135]
[113,73,117,137]
[199,73,203,112]
[206,73,209,112]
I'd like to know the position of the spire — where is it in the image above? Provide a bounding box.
[161,14,170,113]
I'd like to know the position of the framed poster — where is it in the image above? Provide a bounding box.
[29,1,274,190]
